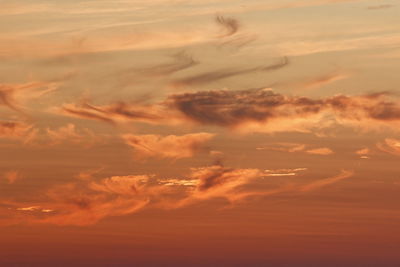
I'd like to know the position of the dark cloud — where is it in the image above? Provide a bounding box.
[119,52,199,81]
[141,52,198,76]
[215,15,240,37]
[59,88,400,133]
[167,88,400,128]
[172,57,288,87]
[61,101,163,124]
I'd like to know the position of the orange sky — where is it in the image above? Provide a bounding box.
[1,0,400,266]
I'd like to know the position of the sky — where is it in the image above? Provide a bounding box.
[1,0,400,266]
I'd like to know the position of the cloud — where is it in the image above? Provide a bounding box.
[0,166,354,226]
[158,179,199,186]
[274,33,400,56]
[305,147,334,155]
[377,138,400,156]
[355,147,371,159]
[0,81,58,114]
[175,165,264,206]
[124,51,199,77]
[35,174,168,226]
[0,120,35,141]
[3,171,21,184]
[60,101,166,125]
[167,89,400,133]
[264,168,308,177]
[172,57,288,87]
[258,143,334,156]
[89,175,153,196]
[356,148,370,155]
[299,170,354,192]
[16,206,41,211]
[367,4,394,10]
[256,143,307,152]
[45,123,102,146]
[58,89,400,135]
[75,167,105,181]
[215,15,240,37]
[122,133,215,160]
[294,72,349,90]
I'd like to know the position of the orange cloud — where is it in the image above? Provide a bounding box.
[356,148,371,159]
[60,101,167,125]
[122,133,215,160]
[0,120,36,143]
[264,168,308,177]
[305,147,334,155]
[166,89,400,133]
[377,138,400,156]
[175,165,264,206]
[294,72,349,90]
[299,170,354,192]
[256,143,307,153]
[35,174,168,226]
[45,123,102,146]
[3,171,21,184]
[0,81,58,114]
[0,166,354,226]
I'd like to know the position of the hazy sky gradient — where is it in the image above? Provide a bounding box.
[1,0,400,266]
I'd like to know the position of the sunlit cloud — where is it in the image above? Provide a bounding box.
[356,148,371,159]
[45,123,102,146]
[0,81,59,114]
[0,120,36,143]
[264,168,308,177]
[293,72,349,90]
[0,165,354,226]
[299,170,354,192]
[305,147,334,155]
[59,100,167,125]
[257,143,307,153]
[377,138,400,156]
[122,133,215,160]
[57,88,400,135]
[3,171,21,184]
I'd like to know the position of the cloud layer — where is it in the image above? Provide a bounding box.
[122,133,215,160]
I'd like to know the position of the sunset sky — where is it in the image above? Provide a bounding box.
[1,0,400,266]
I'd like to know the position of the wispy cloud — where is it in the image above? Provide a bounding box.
[0,166,353,226]
[122,133,215,160]
[0,120,35,141]
[257,143,307,153]
[299,170,354,192]
[377,138,400,156]
[58,88,400,135]
[292,72,349,90]
[60,100,166,125]
[3,171,21,184]
[172,57,288,87]
[122,51,199,78]
[45,123,102,146]
[306,147,334,155]
[367,4,395,10]
[215,15,240,37]
[0,81,57,114]
[264,168,308,177]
